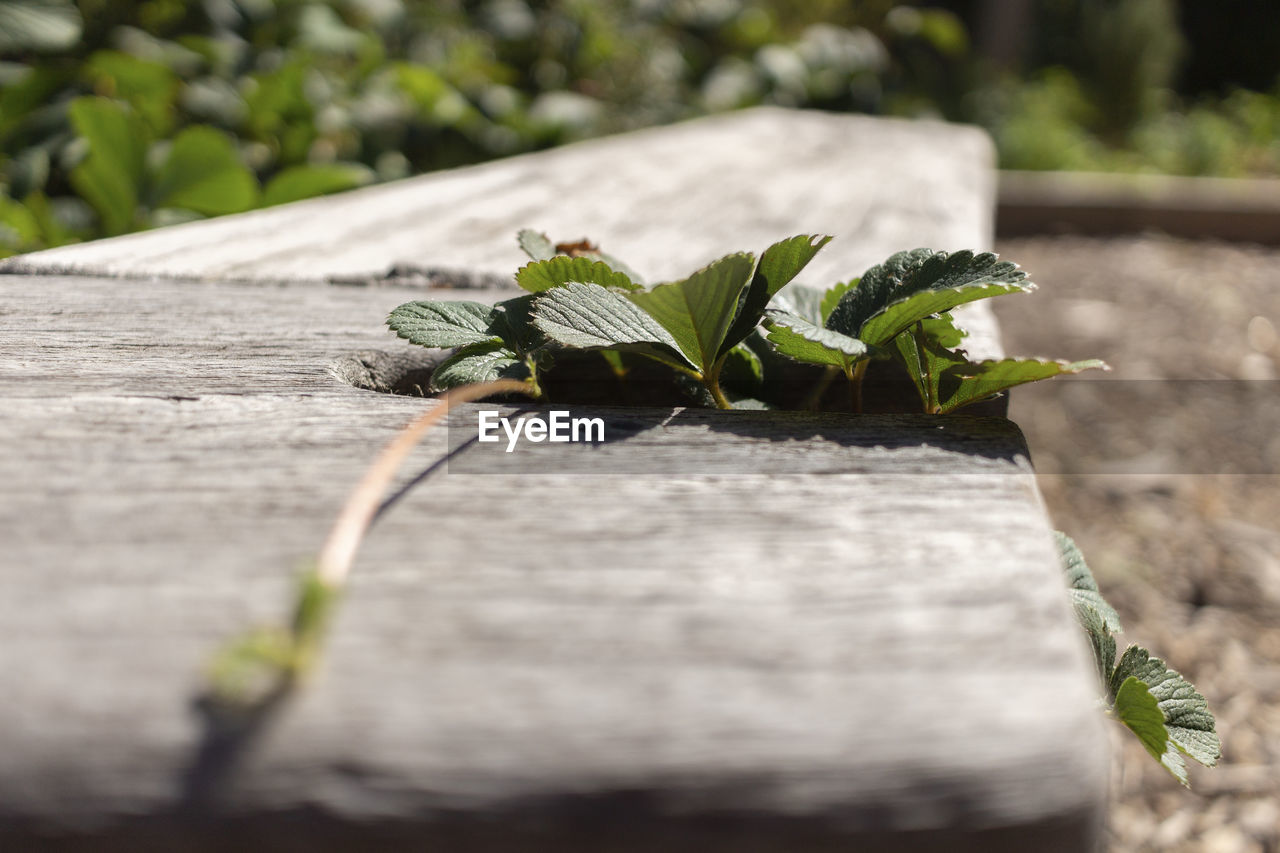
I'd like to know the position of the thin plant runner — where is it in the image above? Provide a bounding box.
[209,230,1219,789]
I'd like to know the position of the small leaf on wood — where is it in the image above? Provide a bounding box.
[387,300,500,349]
[429,342,528,391]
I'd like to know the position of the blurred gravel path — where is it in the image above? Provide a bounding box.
[993,235,1280,853]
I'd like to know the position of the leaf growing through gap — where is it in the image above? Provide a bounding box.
[388,295,547,394]
[429,341,529,390]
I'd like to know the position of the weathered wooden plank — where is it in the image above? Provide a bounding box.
[0,273,1106,849]
[0,108,1107,850]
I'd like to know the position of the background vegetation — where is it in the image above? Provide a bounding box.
[3,0,1279,258]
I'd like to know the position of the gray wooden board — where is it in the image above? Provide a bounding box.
[0,108,1107,849]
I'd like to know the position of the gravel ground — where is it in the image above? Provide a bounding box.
[992,235,1280,853]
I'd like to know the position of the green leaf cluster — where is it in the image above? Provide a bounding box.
[388,231,1106,412]
[765,247,1107,412]
[1058,533,1220,786]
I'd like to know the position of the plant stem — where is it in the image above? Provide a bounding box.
[208,379,541,702]
[848,360,868,414]
[524,359,545,402]
[315,378,537,591]
[703,358,734,410]
[912,321,937,413]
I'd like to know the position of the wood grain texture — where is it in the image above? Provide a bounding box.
[0,108,1107,851]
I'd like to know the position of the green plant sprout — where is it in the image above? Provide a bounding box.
[208,230,1218,789]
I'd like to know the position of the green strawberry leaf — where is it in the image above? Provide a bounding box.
[720,234,831,356]
[517,228,557,261]
[532,281,693,373]
[859,280,1031,347]
[429,342,529,391]
[1110,645,1221,769]
[490,293,542,354]
[934,357,1108,414]
[820,278,859,324]
[1114,676,1190,786]
[1057,532,1123,633]
[1073,602,1117,688]
[763,309,870,374]
[828,249,1033,345]
[721,342,764,392]
[626,252,756,374]
[772,283,826,325]
[515,255,641,293]
[387,300,501,349]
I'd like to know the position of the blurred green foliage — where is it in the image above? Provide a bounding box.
[2,0,972,257]
[2,0,1279,259]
